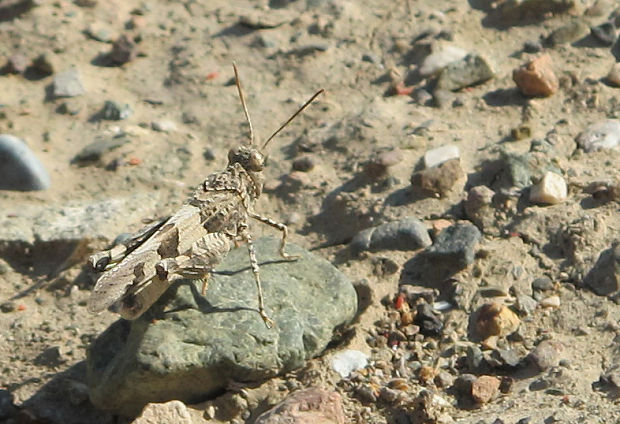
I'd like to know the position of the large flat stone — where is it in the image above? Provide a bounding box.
[87,237,357,417]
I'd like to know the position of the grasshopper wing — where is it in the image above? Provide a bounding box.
[87,204,205,314]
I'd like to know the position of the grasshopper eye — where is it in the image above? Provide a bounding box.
[248,151,264,171]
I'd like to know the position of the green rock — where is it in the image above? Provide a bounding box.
[87,237,357,416]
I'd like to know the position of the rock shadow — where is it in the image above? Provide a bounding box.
[12,361,119,424]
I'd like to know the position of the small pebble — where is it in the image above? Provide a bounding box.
[0,301,16,313]
[532,277,554,291]
[72,138,129,163]
[471,375,501,404]
[424,144,460,168]
[411,158,464,196]
[584,243,620,296]
[576,119,620,152]
[591,21,617,46]
[101,101,132,120]
[32,53,57,75]
[109,35,137,65]
[0,134,50,191]
[350,217,432,255]
[419,44,468,76]
[529,171,567,205]
[523,40,542,53]
[424,222,481,269]
[540,295,561,308]
[292,156,315,172]
[435,54,494,92]
[151,120,178,132]
[365,149,403,179]
[475,302,521,340]
[513,55,559,97]
[85,22,114,43]
[607,63,620,87]
[4,53,29,74]
[546,19,589,46]
[529,340,563,372]
[414,303,444,337]
[331,350,369,378]
[53,69,86,98]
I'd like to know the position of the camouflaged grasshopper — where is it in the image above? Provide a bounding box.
[87,64,323,328]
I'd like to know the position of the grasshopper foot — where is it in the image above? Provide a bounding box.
[259,310,275,329]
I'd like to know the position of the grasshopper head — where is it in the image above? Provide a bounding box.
[228,146,265,172]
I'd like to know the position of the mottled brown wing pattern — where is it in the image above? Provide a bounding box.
[87,204,205,313]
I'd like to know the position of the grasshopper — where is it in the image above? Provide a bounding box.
[87,64,323,328]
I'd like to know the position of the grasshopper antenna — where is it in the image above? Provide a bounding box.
[233,63,255,145]
[261,89,324,151]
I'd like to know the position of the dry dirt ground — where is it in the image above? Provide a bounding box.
[0,0,619,423]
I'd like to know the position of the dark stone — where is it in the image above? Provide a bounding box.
[292,156,315,172]
[0,389,16,420]
[414,303,443,337]
[101,101,132,120]
[423,223,481,269]
[523,40,543,53]
[0,301,15,313]
[467,345,484,371]
[453,373,477,395]
[591,22,617,46]
[584,243,620,296]
[109,35,136,65]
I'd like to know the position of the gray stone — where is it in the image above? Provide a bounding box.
[423,223,481,269]
[576,120,620,152]
[101,101,132,120]
[53,69,86,98]
[436,54,494,91]
[87,237,357,416]
[72,137,129,163]
[584,243,620,296]
[0,134,50,191]
[350,217,431,255]
[528,340,563,372]
[546,19,589,45]
[532,277,553,291]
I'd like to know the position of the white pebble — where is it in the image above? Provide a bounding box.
[424,144,460,168]
[529,171,567,205]
[331,349,369,378]
[576,119,620,152]
[540,295,561,308]
[151,120,178,132]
